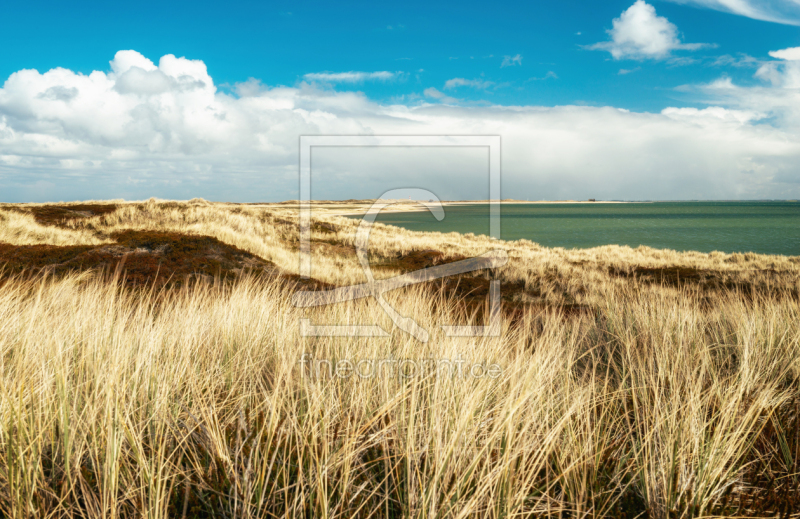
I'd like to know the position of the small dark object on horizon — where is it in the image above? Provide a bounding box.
[588,198,596,202]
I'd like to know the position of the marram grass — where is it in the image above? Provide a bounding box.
[1,273,799,518]
[0,199,799,517]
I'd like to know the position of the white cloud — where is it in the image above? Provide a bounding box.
[682,51,800,131]
[443,78,494,89]
[752,48,800,88]
[663,0,800,25]
[302,71,400,83]
[1,50,800,202]
[588,1,709,60]
[501,54,523,67]
[37,86,79,102]
[712,53,761,67]
[110,50,158,75]
[422,87,459,103]
[527,71,558,81]
[661,106,766,125]
[754,62,800,87]
[769,47,800,60]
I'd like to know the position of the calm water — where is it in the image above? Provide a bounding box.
[362,202,800,256]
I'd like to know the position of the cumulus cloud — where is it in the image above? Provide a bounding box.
[443,78,494,89]
[501,54,523,67]
[303,71,400,83]
[752,47,800,88]
[769,47,800,60]
[589,1,709,60]
[1,50,800,202]
[110,50,158,75]
[663,0,800,25]
[37,86,78,102]
[682,49,800,133]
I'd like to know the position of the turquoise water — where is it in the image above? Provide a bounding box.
[363,202,800,256]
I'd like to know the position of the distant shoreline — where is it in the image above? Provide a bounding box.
[285,199,798,217]
[320,199,631,216]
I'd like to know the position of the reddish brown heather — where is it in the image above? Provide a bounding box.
[0,229,272,288]
[8,203,120,227]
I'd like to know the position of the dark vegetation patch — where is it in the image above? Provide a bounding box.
[373,249,465,271]
[609,264,798,297]
[276,220,342,248]
[8,204,119,227]
[376,249,594,321]
[312,221,337,234]
[0,230,275,288]
[312,241,358,259]
[612,265,708,285]
[279,273,335,292]
[424,274,593,323]
[732,396,800,517]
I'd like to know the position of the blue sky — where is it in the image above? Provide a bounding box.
[3,0,798,110]
[1,0,800,201]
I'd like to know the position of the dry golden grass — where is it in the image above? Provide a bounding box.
[1,199,799,518]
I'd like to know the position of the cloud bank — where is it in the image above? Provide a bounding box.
[1,50,800,202]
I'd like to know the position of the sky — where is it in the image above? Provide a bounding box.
[1,0,800,202]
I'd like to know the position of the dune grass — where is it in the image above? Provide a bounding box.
[1,199,799,517]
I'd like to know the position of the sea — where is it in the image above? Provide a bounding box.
[360,201,800,256]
